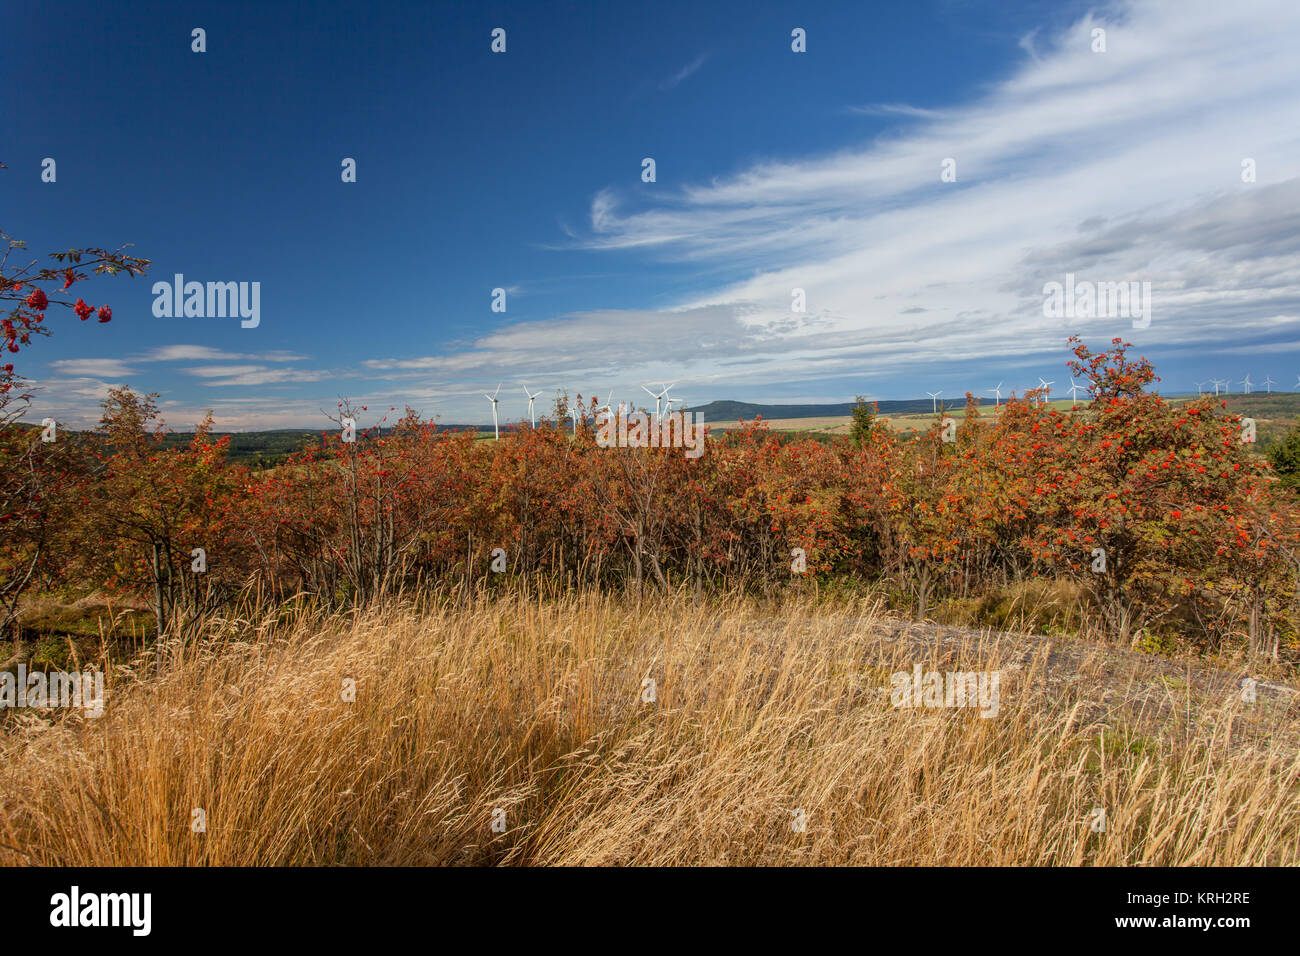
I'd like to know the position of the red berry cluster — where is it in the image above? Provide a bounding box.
[2,280,112,352]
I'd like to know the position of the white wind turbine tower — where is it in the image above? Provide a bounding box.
[1239,374,1253,395]
[567,405,579,434]
[596,388,625,429]
[483,384,502,440]
[1068,378,1085,405]
[1262,374,1275,394]
[1038,377,1054,405]
[925,390,942,414]
[1211,378,1224,396]
[987,382,1003,408]
[602,389,617,425]
[521,384,541,428]
[1195,381,1206,395]
[641,383,672,419]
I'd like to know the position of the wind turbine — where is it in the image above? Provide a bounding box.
[521,384,541,428]
[925,390,942,414]
[641,383,672,419]
[567,405,579,434]
[1239,374,1253,395]
[1068,378,1085,405]
[483,384,501,440]
[1211,378,1224,396]
[987,382,1003,408]
[595,389,616,427]
[1262,374,1275,394]
[1194,381,1206,395]
[1038,377,1054,405]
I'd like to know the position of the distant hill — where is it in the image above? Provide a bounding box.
[158,429,318,462]
[681,398,992,420]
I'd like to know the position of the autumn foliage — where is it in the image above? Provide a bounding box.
[2,338,1294,661]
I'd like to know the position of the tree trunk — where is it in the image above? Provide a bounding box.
[151,540,166,636]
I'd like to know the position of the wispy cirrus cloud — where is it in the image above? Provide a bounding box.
[139,345,307,363]
[183,365,335,387]
[846,103,945,119]
[661,52,708,90]
[48,358,136,378]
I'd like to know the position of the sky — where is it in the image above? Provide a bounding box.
[4,0,1299,430]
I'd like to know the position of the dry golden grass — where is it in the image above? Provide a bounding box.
[1,591,1297,865]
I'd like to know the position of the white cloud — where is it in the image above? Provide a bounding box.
[846,103,945,119]
[183,365,335,387]
[48,358,136,378]
[138,345,307,362]
[661,52,708,90]
[184,365,273,379]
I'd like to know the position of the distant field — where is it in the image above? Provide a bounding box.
[706,393,1300,446]
[705,401,1079,435]
[706,415,856,434]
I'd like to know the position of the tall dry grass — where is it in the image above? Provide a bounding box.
[1,591,1297,865]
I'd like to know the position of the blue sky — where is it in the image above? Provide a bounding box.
[4,0,1299,429]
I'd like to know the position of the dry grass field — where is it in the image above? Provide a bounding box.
[2,591,1297,866]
